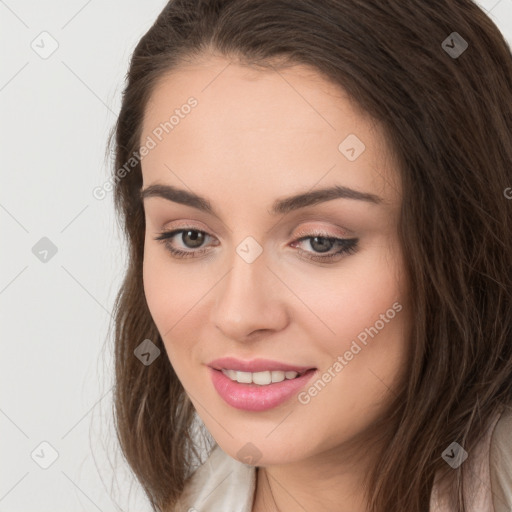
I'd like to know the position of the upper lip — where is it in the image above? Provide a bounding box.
[207,357,315,374]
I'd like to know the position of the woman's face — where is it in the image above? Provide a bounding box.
[140,55,411,466]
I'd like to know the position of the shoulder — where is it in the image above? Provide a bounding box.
[489,403,512,511]
[174,443,257,512]
[431,404,512,512]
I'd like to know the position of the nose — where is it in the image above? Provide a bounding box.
[211,249,289,341]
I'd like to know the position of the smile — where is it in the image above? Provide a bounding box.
[220,369,305,385]
[209,367,317,411]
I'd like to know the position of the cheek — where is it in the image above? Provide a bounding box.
[142,242,214,366]
[142,244,190,364]
[296,254,409,438]
[143,242,201,329]
[290,241,409,413]
[286,239,406,349]
[143,245,172,327]
[299,307,409,453]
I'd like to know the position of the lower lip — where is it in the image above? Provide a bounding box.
[209,367,317,412]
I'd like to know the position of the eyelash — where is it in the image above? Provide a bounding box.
[153,228,359,263]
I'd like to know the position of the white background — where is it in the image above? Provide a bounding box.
[1,1,511,510]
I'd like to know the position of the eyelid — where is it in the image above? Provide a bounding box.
[161,219,212,233]
[292,224,352,240]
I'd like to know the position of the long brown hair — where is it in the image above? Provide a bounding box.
[108,1,512,510]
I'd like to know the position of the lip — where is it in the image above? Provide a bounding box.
[207,357,315,374]
[208,366,317,412]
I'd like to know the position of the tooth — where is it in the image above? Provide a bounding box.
[222,369,237,380]
[236,371,253,384]
[221,369,304,384]
[252,371,272,385]
[271,371,285,383]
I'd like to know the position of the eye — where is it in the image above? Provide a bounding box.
[154,228,216,259]
[153,228,359,262]
[290,233,358,262]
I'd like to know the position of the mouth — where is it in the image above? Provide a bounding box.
[208,366,318,411]
[216,368,311,385]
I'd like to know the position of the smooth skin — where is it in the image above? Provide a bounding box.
[140,53,411,512]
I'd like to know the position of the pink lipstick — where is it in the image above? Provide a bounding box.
[207,357,317,411]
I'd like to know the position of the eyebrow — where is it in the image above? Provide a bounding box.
[140,183,383,216]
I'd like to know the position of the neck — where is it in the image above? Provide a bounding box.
[251,435,380,512]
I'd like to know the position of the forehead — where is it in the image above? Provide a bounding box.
[140,55,400,206]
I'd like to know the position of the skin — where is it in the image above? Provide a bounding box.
[140,53,411,512]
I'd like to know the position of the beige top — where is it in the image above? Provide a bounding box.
[176,405,512,512]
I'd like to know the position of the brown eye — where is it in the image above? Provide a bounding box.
[308,236,335,253]
[291,235,359,262]
[180,230,206,248]
[154,228,216,259]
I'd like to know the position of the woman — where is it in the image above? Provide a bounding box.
[109,1,512,511]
